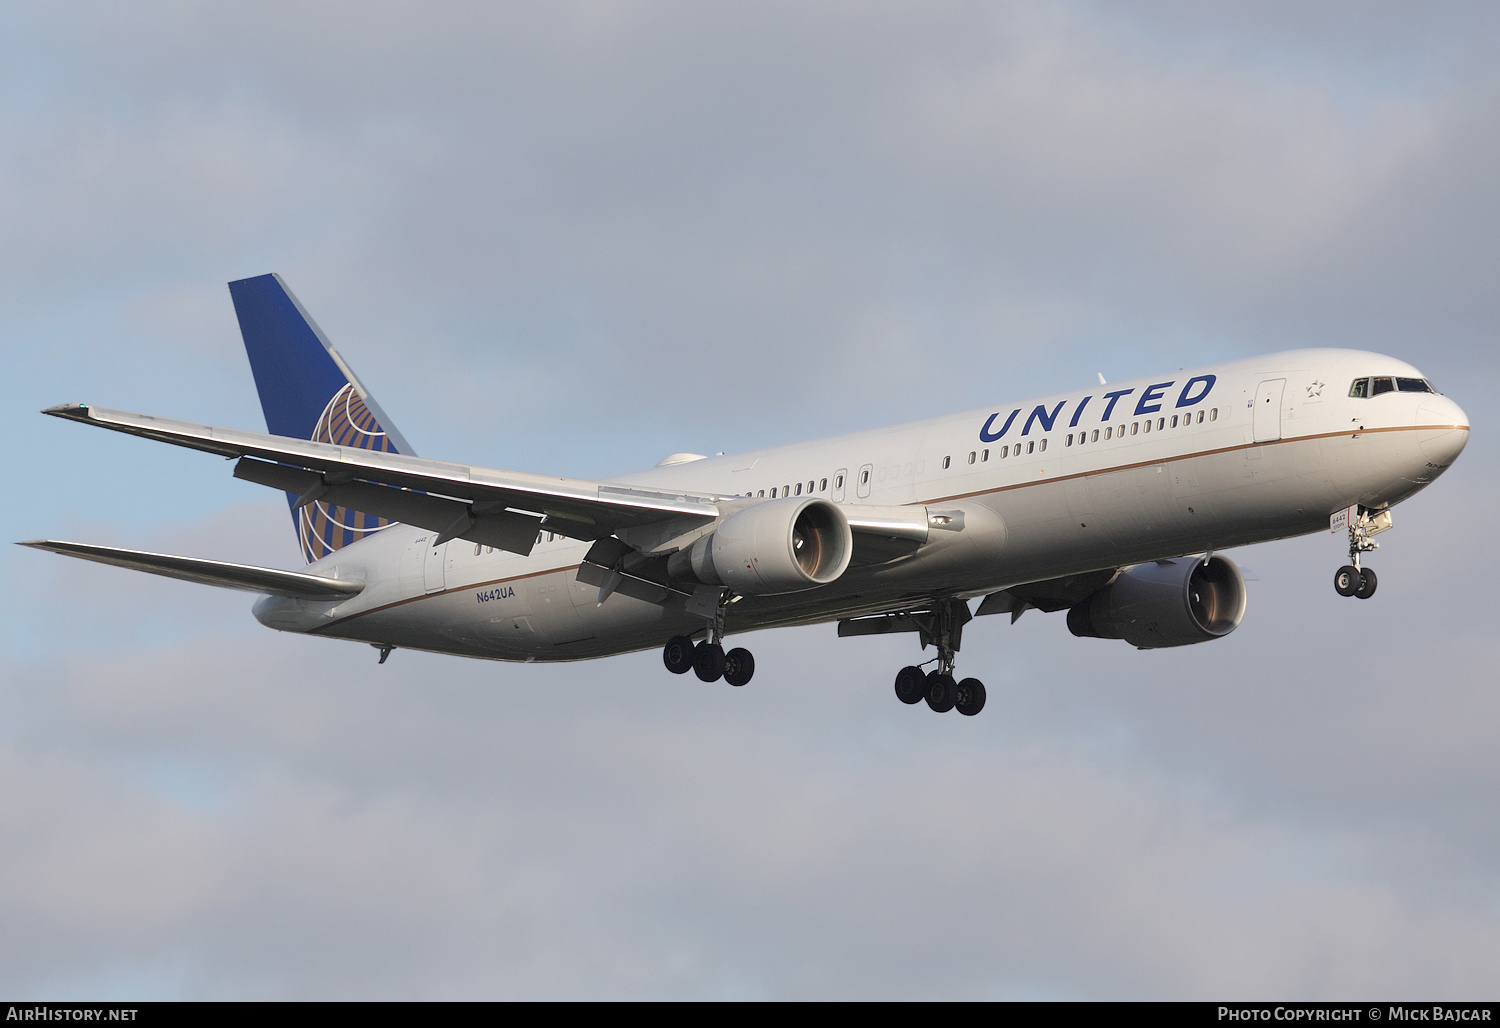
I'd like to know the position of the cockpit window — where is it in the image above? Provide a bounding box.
[1352,375,1436,398]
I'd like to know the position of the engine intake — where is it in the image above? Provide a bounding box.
[669,497,853,594]
[1066,554,1246,648]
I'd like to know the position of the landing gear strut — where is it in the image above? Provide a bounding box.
[1333,506,1390,600]
[888,598,987,716]
[662,589,755,687]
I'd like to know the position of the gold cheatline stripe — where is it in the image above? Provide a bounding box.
[311,422,1467,633]
[918,423,1465,505]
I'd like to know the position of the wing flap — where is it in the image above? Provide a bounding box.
[232,458,543,555]
[18,540,364,600]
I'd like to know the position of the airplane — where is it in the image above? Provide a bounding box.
[22,274,1470,717]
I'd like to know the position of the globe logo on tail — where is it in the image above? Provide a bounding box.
[298,383,397,563]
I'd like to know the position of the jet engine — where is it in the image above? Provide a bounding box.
[668,497,853,594]
[1066,554,1246,649]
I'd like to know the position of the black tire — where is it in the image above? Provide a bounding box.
[925,671,957,713]
[663,635,695,674]
[1355,566,1378,599]
[723,647,755,687]
[1334,565,1361,597]
[955,678,987,717]
[894,665,926,705]
[693,641,726,682]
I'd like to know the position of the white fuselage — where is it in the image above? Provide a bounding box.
[252,348,1469,660]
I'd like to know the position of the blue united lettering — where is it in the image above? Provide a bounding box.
[1022,401,1067,436]
[979,409,1021,442]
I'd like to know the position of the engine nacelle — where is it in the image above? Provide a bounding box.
[669,497,853,595]
[1066,555,1246,649]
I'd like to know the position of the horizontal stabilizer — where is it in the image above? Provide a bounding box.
[18,540,364,600]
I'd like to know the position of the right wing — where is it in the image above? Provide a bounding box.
[19,540,364,600]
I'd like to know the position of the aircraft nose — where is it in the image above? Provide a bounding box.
[1416,395,1469,468]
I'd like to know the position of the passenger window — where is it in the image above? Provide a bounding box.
[1091,429,1099,442]
[1117,424,1125,437]
[783,485,790,496]
[1349,378,1371,398]
[968,451,976,464]
[860,469,869,484]
[795,482,802,496]
[1039,438,1047,452]
[1397,377,1432,393]
[1001,445,1009,457]
[1105,427,1112,440]
[758,490,765,497]
[1157,417,1165,430]
[981,449,989,461]
[475,543,482,555]
[820,478,828,491]
[1131,422,1139,435]
[1372,377,1395,396]
[835,475,844,489]
[1171,415,1179,428]
[1027,441,1036,454]
[1210,408,1218,421]
[1066,433,1073,446]
[1142,420,1151,433]
[942,456,951,469]
[1196,410,1204,424]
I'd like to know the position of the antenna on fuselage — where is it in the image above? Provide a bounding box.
[1097,372,1107,385]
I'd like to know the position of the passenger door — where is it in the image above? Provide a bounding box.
[1253,379,1286,443]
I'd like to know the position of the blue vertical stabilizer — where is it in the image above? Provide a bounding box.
[228,273,416,563]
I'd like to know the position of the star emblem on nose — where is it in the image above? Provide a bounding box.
[1307,380,1324,397]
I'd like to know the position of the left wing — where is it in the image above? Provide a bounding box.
[44,404,723,556]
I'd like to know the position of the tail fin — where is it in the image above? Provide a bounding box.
[228,273,416,564]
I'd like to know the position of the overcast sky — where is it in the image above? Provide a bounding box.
[2,1,1497,1000]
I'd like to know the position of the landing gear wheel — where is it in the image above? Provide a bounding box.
[723,647,755,687]
[1334,565,1361,597]
[1355,567,1378,599]
[894,666,927,705]
[663,635,695,674]
[925,671,957,713]
[955,678,987,717]
[693,641,725,682]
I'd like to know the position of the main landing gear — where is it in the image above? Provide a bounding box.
[662,591,755,687]
[890,599,987,717]
[1333,506,1391,600]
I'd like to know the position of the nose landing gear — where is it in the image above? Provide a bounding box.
[1332,506,1390,600]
